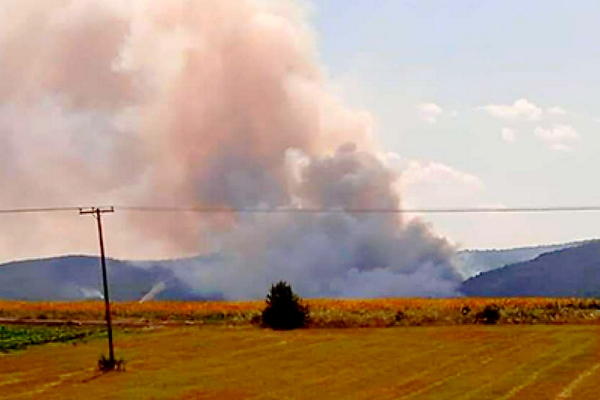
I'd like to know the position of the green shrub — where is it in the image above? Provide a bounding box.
[261,281,309,330]
[476,305,501,325]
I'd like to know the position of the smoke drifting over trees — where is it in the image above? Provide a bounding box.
[0,0,461,298]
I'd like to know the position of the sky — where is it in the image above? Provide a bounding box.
[308,0,600,249]
[0,0,599,269]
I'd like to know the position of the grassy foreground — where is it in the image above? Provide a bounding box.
[1,325,599,399]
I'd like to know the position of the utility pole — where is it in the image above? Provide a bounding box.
[80,206,115,367]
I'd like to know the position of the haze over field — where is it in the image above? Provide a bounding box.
[1,1,599,299]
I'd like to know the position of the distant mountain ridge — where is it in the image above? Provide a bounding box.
[460,241,600,297]
[0,255,212,301]
[1,239,599,300]
[454,240,588,279]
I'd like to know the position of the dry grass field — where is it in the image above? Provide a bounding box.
[2,298,600,327]
[1,324,599,400]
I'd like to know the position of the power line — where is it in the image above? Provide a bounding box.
[115,205,600,214]
[0,206,82,214]
[3,205,600,215]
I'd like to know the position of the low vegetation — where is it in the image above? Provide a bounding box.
[0,324,98,352]
[1,298,600,327]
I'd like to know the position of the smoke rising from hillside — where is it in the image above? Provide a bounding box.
[0,0,460,298]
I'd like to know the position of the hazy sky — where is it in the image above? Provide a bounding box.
[1,0,599,264]
[308,0,600,249]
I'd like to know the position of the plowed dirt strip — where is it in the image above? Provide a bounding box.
[0,326,598,400]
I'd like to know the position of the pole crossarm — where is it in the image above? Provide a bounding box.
[79,206,115,216]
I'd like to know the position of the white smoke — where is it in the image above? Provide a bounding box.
[0,0,461,298]
[176,145,461,299]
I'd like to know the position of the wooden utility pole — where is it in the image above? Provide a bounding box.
[79,206,115,367]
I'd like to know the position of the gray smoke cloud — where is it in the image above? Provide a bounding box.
[189,146,460,299]
[0,0,461,298]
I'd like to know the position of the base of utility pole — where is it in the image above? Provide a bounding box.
[80,206,116,369]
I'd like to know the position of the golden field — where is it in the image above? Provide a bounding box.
[1,298,600,327]
[2,299,600,399]
[1,325,600,399]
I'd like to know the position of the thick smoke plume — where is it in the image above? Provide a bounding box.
[0,0,460,298]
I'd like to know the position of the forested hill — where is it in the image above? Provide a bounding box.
[454,241,585,279]
[460,241,600,297]
[0,255,209,301]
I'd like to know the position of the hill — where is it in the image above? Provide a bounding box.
[1,238,598,300]
[460,241,600,297]
[454,241,585,279]
[0,255,208,301]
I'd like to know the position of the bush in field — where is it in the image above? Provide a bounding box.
[476,304,501,324]
[261,281,309,330]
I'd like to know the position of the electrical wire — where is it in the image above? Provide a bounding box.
[0,206,82,214]
[117,205,600,214]
[3,205,600,215]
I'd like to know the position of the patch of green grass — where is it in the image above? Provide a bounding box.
[0,324,99,352]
